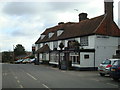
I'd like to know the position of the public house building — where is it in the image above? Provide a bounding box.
[35,0,120,70]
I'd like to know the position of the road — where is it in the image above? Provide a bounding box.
[2,63,120,89]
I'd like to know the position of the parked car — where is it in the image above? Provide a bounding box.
[98,59,119,76]
[22,58,30,64]
[29,58,35,63]
[110,59,120,81]
[15,59,23,64]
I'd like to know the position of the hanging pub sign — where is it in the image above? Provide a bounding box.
[68,40,80,50]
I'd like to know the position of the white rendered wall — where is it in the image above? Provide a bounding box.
[75,37,80,43]
[57,40,61,50]
[118,37,120,45]
[88,36,95,49]
[35,44,39,51]
[46,53,49,61]
[65,40,68,48]
[39,54,42,62]
[80,52,95,67]
[49,42,53,50]
[95,35,118,67]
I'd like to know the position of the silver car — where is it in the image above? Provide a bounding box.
[98,59,119,76]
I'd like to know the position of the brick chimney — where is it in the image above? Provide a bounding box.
[104,0,114,35]
[79,13,88,22]
[58,22,64,25]
[104,0,114,20]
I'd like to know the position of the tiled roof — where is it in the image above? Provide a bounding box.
[35,14,120,44]
[41,22,76,35]
[36,22,76,43]
[57,15,105,40]
[94,15,120,36]
[35,37,41,44]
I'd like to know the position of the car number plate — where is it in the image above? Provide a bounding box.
[111,69,115,71]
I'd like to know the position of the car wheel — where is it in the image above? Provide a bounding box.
[100,73,105,76]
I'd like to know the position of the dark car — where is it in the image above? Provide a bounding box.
[110,59,120,81]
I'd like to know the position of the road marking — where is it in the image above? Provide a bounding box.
[3,73,7,76]
[14,76,18,79]
[19,85,23,88]
[17,80,20,83]
[42,84,51,90]
[51,67,58,70]
[26,73,37,80]
[61,71,66,72]
[42,84,49,88]
[106,83,118,87]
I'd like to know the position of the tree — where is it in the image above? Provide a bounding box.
[2,51,13,63]
[14,44,26,57]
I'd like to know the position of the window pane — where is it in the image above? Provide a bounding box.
[80,36,88,46]
[53,41,58,49]
[84,55,89,59]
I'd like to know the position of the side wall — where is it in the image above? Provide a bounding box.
[80,52,95,67]
[95,35,118,67]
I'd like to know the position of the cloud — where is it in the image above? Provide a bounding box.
[0,0,119,52]
[3,2,80,16]
[3,2,38,15]
[2,2,98,16]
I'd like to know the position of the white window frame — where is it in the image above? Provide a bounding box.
[48,32,54,38]
[57,30,63,36]
[41,35,45,39]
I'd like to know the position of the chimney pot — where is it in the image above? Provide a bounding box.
[79,13,88,22]
[58,22,64,25]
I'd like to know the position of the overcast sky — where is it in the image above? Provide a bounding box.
[0,0,119,52]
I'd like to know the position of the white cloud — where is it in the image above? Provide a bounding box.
[56,12,77,22]
[0,0,119,52]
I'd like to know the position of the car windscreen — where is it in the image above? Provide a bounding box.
[113,60,120,66]
[101,60,111,64]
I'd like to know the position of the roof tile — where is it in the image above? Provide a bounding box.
[35,14,120,44]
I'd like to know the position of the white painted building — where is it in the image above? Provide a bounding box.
[35,0,120,70]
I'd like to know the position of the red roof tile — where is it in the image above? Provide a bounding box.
[35,14,120,44]
[94,15,120,36]
[57,15,105,40]
[41,22,76,35]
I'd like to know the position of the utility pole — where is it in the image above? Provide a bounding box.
[13,45,15,62]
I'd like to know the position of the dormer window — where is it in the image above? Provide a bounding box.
[41,35,45,39]
[57,29,64,36]
[48,32,54,38]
